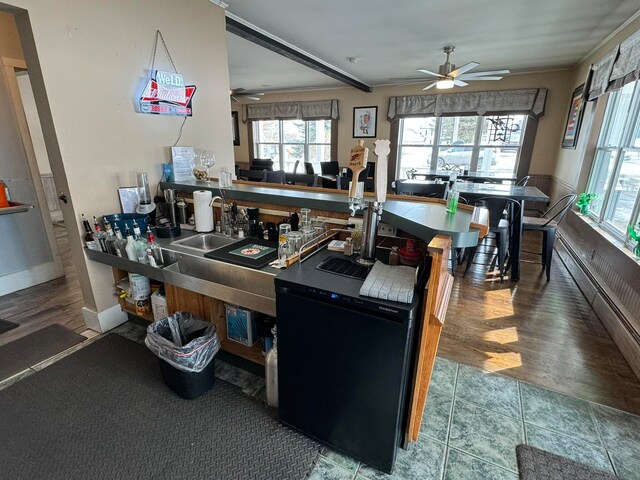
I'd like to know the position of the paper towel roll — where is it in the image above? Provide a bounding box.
[193,190,213,232]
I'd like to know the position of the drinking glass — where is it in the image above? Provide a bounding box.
[278,223,292,266]
[286,231,303,256]
[219,170,232,188]
[300,208,311,228]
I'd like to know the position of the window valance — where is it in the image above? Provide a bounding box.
[588,29,640,100]
[242,99,339,123]
[387,88,547,122]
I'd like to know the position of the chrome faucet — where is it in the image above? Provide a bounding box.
[209,195,226,235]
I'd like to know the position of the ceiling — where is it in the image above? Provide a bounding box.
[224,0,640,93]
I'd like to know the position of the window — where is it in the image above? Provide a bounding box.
[397,115,526,179]
[585,81,640,242]
[253,119,332,173]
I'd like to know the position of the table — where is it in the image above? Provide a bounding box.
[456,183,549,281]
[411,170,518,183]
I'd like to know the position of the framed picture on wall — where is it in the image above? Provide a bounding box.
[561,83,586,149]
[353,106,377,138]
[232,111,240,146]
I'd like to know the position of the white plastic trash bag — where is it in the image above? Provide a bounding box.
[145,311,220,373]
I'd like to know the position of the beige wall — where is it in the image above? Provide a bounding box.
[233,69,573,177]
[553,16,640,188]
[0,11,23,59]
[4,0,233,314]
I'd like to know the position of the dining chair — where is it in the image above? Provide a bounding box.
[320,161,339,175]
[304,162,315,174]
[238,169,267,182]
[469,177,504,184]
[516,176,531,186]
[320,161,340,188]
[394,180,448,198]
[264,169,286,184]
[250,158,274,171]
[521,193,576,281]
[285,173,318,186]
[292,160,300,174]
[464,197,521,282]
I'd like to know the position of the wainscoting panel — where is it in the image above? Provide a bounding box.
[558,210,640,380]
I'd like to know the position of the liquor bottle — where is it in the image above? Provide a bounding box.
[92,216,108,252]
[146,247,158,267]
[124,224,137,261]
[112,224,126,258]
[147,232,164,267]
[81,214,100,251]
[104,222,117,255]
[132,219,149,264]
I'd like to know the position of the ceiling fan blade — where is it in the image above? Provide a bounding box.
[449,62,479,77]
[459,76,504,81]
[460,69,511,77]
[389,76,431,81]
[453,80,468,87]
[422,81,438,91]
[417,69,444,78]
[244,95,263,101]
[231,96,240,102]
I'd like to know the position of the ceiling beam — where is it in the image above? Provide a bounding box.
[226,16,372,93]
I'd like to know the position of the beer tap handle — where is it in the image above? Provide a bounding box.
[374,139,390,205]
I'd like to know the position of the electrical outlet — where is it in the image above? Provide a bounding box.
[378,222,397,237]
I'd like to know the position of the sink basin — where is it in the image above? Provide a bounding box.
[171,233,237,251]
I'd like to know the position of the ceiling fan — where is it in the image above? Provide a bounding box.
[417,46,510,90]
[230,88,264,102]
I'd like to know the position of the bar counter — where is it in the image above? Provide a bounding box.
[160,179,487,248]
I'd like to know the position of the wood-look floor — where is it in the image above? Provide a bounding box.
[1,223,639,415]
[0,223,86,347]
[440,230,640,415]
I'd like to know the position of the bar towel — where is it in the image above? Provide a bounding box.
[359,261,416,304]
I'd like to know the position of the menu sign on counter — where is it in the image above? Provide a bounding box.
[171,147,196,181]
[139,70,196,117]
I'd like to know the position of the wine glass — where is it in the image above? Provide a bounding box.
[200,150,216,177]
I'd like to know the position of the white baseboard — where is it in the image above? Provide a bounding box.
[82,304,128,333]
[0,261,64,297]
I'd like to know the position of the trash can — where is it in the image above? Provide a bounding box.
[145,311,220,399]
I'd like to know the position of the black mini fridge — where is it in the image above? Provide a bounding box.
[275,251,423,474]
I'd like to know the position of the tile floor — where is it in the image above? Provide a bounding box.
[2,322,640,480]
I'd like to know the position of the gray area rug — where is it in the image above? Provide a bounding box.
[0,333,320,480]
[516,445,618,479]
[0,318,19,335]
[0,323,84,381]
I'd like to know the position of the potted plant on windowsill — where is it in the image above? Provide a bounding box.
[628,223,640,259]
[576,193,597,215]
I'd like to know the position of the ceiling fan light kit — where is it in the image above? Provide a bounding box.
[436,79,454,89]
[418,46,510,91]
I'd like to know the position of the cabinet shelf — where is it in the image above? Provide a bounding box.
[220,338,265,366]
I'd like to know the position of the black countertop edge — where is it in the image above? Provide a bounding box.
[160,180,353,214]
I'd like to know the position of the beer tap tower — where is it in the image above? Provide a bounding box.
[347,139,390,265]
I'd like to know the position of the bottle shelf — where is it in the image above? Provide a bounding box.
[0,201,34,216]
